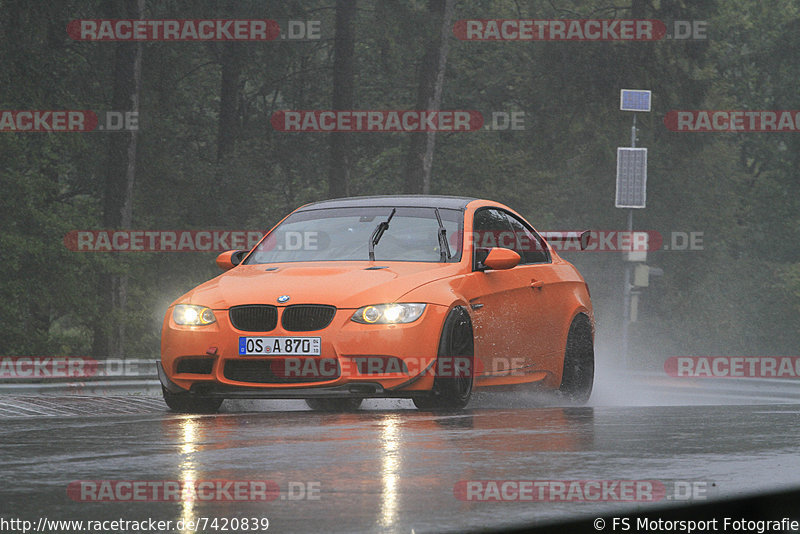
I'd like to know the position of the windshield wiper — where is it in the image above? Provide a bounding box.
[368,208,396,261]
[435,208,451,262]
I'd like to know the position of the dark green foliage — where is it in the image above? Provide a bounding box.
[1,0,798,363]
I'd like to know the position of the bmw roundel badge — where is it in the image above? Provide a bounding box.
[277,295,290,303]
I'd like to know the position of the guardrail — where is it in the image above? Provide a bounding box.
[0,359,159,394]
[618,370,800,403]
[1,362,797,399]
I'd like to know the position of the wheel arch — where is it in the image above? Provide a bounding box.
[560,306,595,353]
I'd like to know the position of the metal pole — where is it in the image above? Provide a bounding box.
[621,209,633,367]
[621,113,637,368]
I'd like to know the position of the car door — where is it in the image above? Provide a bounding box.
[502,212,561,368]
[461,208,536,377]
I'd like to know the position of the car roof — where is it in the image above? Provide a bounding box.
[297,195,477,211]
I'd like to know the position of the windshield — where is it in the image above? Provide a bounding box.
[245,206,463,264]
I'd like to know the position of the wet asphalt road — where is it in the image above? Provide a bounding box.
[1,370,800,533]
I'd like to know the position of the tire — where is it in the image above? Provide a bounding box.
[413,306,474,411]
[162,386,223,414]
[305,398,363,411]
[558,315,595,404]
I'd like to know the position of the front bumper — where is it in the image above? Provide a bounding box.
[157,361,435,399]
[160,304,448,397]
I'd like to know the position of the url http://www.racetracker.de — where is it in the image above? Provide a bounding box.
[0,516,271,533]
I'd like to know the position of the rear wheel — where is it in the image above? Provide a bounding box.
[162,386,223,413]
[558,315,594,404]
[413,306,474,411]
[304,398,363,411]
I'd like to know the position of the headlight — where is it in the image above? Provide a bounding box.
[351,303,426,324]
[173,304,217,326]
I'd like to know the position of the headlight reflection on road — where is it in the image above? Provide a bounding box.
[379,415,402,528]
[179,416,200,534]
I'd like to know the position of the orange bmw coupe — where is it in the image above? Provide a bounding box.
[158,196,594,412]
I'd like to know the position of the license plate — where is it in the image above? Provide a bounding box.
[239,337,321,356]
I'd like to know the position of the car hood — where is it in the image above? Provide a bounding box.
[179,261,462,309]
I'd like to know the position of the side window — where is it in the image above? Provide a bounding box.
[472,208,516,268]
[505,213,550,264]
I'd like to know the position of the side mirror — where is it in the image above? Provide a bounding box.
[216,250,247,271]
[479,247,520,271]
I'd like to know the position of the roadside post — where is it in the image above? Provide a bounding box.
[617,89,651,367]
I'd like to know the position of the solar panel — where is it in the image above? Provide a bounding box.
[620,89,651,112]
[615,148,647,208]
